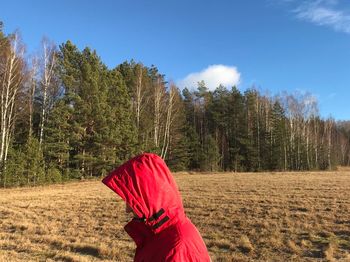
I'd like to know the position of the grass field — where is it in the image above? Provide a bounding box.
[1,170,350,261]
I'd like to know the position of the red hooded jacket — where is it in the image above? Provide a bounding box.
[102,153,211,262]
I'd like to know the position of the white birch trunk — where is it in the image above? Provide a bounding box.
[161,85,175,159]
[0,33,24,185]
[39,39,56,146]
[154,77,163,147]
[29,58,38,138]
[135,66,144,130]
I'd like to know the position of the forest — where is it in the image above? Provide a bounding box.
[1,23,350,187]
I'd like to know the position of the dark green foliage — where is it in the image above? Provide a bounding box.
[200,134,220,171]
[1,31,349,187]
[179,85,348,172]
[44,98,72,172]
[46,166,62,183]
[23,137,46,185]
[269,101,287,170]
[56,42,138,178]
[2,137,45,187]
[184,125,202,170]
[1,146,26,187]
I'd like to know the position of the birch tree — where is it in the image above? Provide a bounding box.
[153,75,165,148]
[28,56,38,138]
[325,118,334,170]
[135,63,145,130]
[38,37,58,146]
[160,83,177,159]
[0,31,25,183]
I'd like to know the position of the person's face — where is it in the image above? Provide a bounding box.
[125,203,134,214]
[125,203,144,220]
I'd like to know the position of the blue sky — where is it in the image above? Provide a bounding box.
[1,0,349,120]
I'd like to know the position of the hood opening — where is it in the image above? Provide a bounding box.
[102,153,185,234]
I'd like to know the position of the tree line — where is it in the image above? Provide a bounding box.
[0,24,349,187]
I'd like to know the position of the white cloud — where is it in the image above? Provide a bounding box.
[283,0,350,34]
[177,64,241,91]
[295,1,350,34]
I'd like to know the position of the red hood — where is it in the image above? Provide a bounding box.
[102,153,185,239]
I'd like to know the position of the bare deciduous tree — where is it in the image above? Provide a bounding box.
[38,37,58,146]
[28,56,38,138]
[135,64,145,130]
[0,32,25,182]
[153,76,165,147]
[161,83,177,159]
[325,118,334,170]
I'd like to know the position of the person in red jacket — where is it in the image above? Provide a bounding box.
[102,153,211,262]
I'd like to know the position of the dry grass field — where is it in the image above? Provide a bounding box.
[1,170,350,261]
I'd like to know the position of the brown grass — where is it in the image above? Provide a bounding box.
[1,170,350,261]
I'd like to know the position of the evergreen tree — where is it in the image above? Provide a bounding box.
[44,98,72,173]
[1,25,350,187]
[166,89,191,171]
[210,85,231,170]
[23,136,45,185]
[2,146,25,187]
[105,69,137,167]
[270,100,287,170]
[200,134,220,171]
[228,86,247,171]
[243,89,260,171]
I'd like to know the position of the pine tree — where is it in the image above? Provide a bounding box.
[166,87,190,171]
[2,145,25,187]
[200,134,220,171]
[105,69,137,167]
[270,100,287,170]
[210,85,231,170]
[228,86,246,171]
[23,136,45,185]
[243,89,260,171]
[44,98,71,173]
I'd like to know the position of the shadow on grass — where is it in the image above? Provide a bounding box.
[72,245,101,258]
[47,239,103,259]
